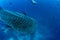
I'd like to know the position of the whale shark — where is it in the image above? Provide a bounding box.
[0,7,37,34]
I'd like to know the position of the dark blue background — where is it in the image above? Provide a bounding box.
[0,0,60,40]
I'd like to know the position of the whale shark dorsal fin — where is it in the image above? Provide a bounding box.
[19,10,27,16]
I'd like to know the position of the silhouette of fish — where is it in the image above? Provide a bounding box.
[0,7,37,34]
[31,0,37,5]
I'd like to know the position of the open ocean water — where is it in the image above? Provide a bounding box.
[0,0,60,40]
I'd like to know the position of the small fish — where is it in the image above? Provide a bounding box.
[0,7,37,34]
[31,0,37,5]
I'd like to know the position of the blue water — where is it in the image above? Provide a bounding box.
[0,0,60,40]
